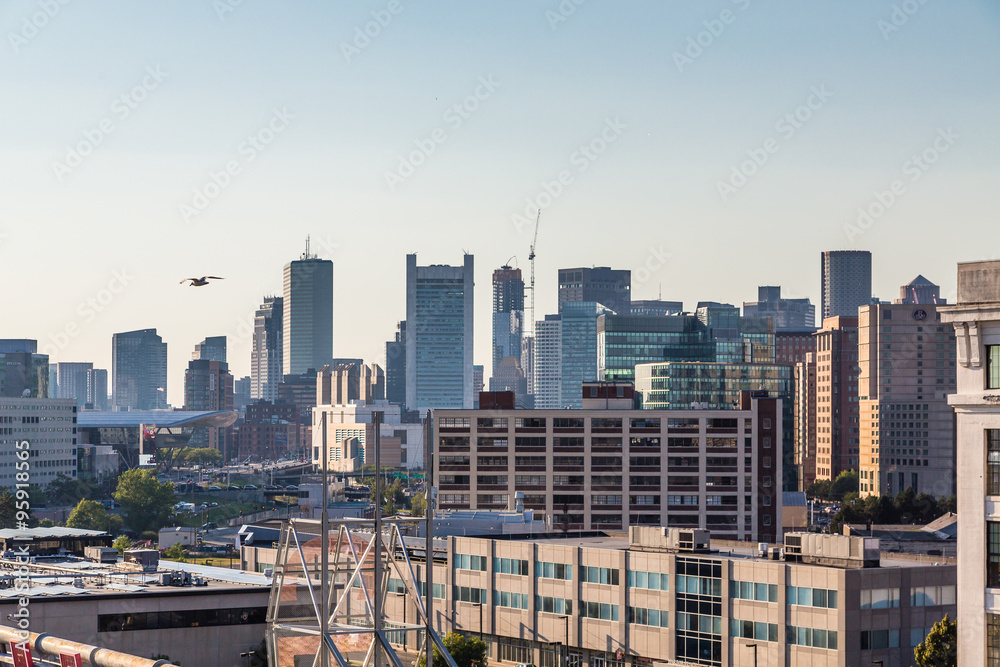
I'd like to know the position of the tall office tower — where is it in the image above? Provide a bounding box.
[473,365,484,408]
[897,275,944,305]
[629,299,683,316]
[56,362,92,403]
[192,335,226,362]
[597,313,715,383]
[0,339,49,398]
[87,368,108,410]
[743,285,816,329]
[794,352,818,490]
[282,242,334,375]
[492,265,524,382]
[857,301,956,497]
[521,335,535,396]
[404,254,474,413]
[813,316,860,482]
[48,366,58,398]
[696,302,776,365]
[385,321,406,408]
[112,329,167,410]
[316,362,384,406]
[559,303,609,409]
[489,356,528,405]
[558,266,631,316]
[184,359,234,455]
[532,317,562,409]
[251,296,284,402]
[774,329,817,365]
[939,260,1000,664]
[821,250,872,319]
[233,376,251,410]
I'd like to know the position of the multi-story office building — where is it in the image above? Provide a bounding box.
[493,265,525,380]
[0,339,50,398]
[317,362,385,406]
[813,316,859,482]
[385,320,406,408]
[558,267,631,316]
[598,314,715,384]
[251,295,283,402]
[192,335,226,362]
[184,359,234,456]
[433,387,781,541]
[774,329,817,365]
[743,286,816,329]
[235,400,307,462]
[87,368,108,410]
[312,401,403,471]
[533,317,563,410]
[282,245,334,375]
[405,254,474,413]
[794,353,818,490]
[111,329,167,410]
[630,299,683,317]
[522,334,535,398]
[698,303,776,365]
[533,303,610,410]
[634,362,796,491]
[899,274,943,305]
[474,365,485,408]
[55,362,110,410]
[0,397,78,489]
[233,375,251,410]
[489,356,529,407]
[379,528,955,667]
[821,250,872,320]
[939,260,1000,664]
[857,300,957,497]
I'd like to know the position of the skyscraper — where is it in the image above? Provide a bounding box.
[0,340,49,398]
[251,296,283,402]
[184,359,234,455]
[282,242,334,375]
[532,316,562,410]
[491,265,524,382]
[821,250,872,319]
[87,368,108,410]
[112,329,167,410]
[56,362,92,403]
[405,254,474,412]
[385,321,406,408]
[857,301,956,497]
[743,285,816,329]
[558,266,631,315]
[192,335,226,362]
[813,316,860,482]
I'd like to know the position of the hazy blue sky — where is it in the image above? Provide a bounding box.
[1,1,998,407]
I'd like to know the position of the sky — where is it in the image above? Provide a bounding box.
[1,1,998,408]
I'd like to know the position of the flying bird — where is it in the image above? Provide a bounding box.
[180,276,224,287]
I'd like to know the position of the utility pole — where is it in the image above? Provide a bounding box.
[373,411,384,667]
[320,412,329,667]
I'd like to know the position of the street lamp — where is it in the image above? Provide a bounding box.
[556,614,570,667]
[746,643,758,667]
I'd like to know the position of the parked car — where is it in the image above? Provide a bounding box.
[208,485,222,491]
[228,485,241,491]
[285,484,299,491]
[244,485,258,491]
[201,522,219,530]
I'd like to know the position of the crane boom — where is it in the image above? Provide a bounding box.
[527,210,541,335]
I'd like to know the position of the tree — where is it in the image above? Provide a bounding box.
[47,475,92,506]
[416,632,488,667]
[113,469,176,534]
[113,535,133,555]
[411,491,427,518]
[831,470,859,499]
[185,447,222,466]
[66,499,122,533]
[0,490,18,528]
[915,614,956,667]
[164,542,187,562]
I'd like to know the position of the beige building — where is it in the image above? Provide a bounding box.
[312,403,402,471]
[793,352,817,490]
[433,391,782,543]
[939,259,1000,664]
[857,299,957,497]
[813,316,859,483]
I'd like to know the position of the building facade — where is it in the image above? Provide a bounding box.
[743,286,816,330]
[0,339,50,399]
[0,397,78,489]
[282,247,334,375]
[405,254,475,412]
[433,394,781,542]
[597,314,715,384]
[813,316,859,482]
[899,275,943,305]
[939,260,1000,664]
[857,301,957,497]
[793,352,818,491]
[111,328,167,410]
[821,250,872,320]
[493,265,525,382]
[236,400,308,462]
[630,299,683,316]
[192,335,226,362]
[774,329,817,366]
[558,267,631,316]
[251,295,284,402]
[184,359,234,456]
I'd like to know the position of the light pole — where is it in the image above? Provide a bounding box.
[746,643,758,667]
[557,614,570,667]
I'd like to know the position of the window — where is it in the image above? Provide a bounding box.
[788,626,838,650]
[731,619,778,642]
[536,561,572,580]
[990,522,1000,588]
[495,591,530,610]
[580,566,619,585]
[910,585,956,606]
[731,580,777,602]
[98,606,270,632]
[497,637,531,663]
[581,601,619,621]
[989,346,1000,389]
[515,417,546,428]
[990,431,1000,496]
[861,629,900,650]
[627,570,669,591]
[454,586,486,603]
[494,557,529,576]
[788,586,837,608]
[628,606,669,627]
[859,587,899,609]
[455,554,488,571]
[536,595,572,615]
[988,613,1000,666]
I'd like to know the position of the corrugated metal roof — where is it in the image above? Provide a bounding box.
[782,491,808,507]
[157,561,271,586]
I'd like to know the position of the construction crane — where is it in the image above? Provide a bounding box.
[526,210,541,332]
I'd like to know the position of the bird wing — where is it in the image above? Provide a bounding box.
[206,276,225,280]
[180,278,193,284]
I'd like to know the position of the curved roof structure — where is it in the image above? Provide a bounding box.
[77,410,238,429]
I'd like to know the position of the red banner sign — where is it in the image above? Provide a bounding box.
[59,654,83,667]
[12,642,34,667]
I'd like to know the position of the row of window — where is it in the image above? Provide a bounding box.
[788,626,838,650]
[860,587,900,610]
[732,619,778,642]
[580,601,619,621]
[97,606,269,632]
[788,586,838,609]
[731,580,777,603]
[628,606,669,628]
[495,557,530,576]
[627,570,669,591]
[495,591,530,610]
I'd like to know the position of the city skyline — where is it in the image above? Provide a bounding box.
[1,2,997,407]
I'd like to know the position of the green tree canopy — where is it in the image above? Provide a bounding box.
[112,535,133,555]
[411,491,427,518]
[417,632,488,667]
[164,542,187,562]
[915,614,956,667]
[113,468,175,534]
[0,490,18,529]
[47,475,93,506]
[66,499,122,533]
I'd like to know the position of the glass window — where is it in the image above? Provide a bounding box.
[991,522,1000,588]
[989,346,1000,390]
[990,431,1000,496]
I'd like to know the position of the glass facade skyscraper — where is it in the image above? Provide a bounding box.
[282,247,334,375]
[251,296,283,402]
[598,314,714,383]
[405,254,474,412]
[112,328,167,410]
[491,265,524,384]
